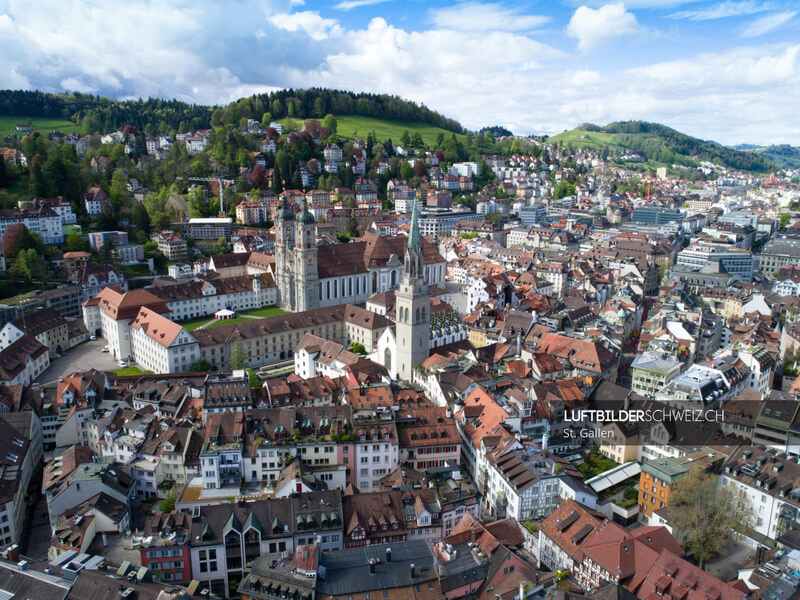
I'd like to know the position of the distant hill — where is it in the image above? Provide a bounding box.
[0,88,465,136]
[752,144,800,169]
[550,120,771,173]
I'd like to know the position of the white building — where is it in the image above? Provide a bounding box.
[0,417,37,548]
[354,423,399,491]
[0,207,65,245]
[484,448,596,522]
[721,446,800,542]
[82,287,170,362]
[148,274,277,322]
[130,307,200,374]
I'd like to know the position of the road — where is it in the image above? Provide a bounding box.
[35,338,120,385]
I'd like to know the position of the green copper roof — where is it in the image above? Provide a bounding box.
[408,199,421,250]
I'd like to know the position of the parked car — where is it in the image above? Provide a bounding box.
[118,360,127,368]
[102,346,109,353]
[90,335,97,341]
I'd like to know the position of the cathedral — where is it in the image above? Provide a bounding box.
[273,197,446,313]
[274,197,434,383]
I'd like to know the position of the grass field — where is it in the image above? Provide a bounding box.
[549,128,626,151]
[112,366,152,376]
[278,115,466,147]
[239,306,290,318]
[0,116,86,137]
[182,306,290,331]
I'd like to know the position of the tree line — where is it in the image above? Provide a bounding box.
[0,88,465,136]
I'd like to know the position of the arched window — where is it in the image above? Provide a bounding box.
[391,270,397,287]
[384,348,392,371]
[416,308,420,322]
[372,271,378,294]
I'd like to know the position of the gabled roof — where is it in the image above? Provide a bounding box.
[130,306,185,348]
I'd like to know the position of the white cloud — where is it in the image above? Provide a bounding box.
[60,77,98,93]
[428,2,550,32]
[567,4,640,51]
[671,1,769,20]
[742,10,797,36]
[333,0,389,11]
[567,0,701,7]
[269,11,344,40]
[0,1,799,144]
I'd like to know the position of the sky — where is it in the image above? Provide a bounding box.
[0,0,798,146]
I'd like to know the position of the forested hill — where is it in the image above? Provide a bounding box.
[551,120,772,172]
[0,89,464,135]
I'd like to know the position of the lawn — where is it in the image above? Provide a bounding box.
[182,318,214,332]
[182,315,255,331]
[277,115,467,147]
[239,306,290,318]
[182,306,290,331]
[112,366,152,376]
[0,115,86,137]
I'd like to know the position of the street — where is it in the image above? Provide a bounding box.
[35,338,120,385]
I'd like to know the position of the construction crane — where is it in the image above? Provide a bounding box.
[176,176,234,217]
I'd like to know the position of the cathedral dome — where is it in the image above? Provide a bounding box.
[299,208,316,224]
[278,206,295,220]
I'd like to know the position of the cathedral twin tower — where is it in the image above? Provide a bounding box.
[274,198,320,313]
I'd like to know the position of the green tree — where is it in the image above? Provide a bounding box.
[399,162,414,181]
[401,130,411,147]
[11,248,45,282]
[669,465,753,568]
[188,188,209,218]
[230,341,247,370]
[261,112,272,129]
[110,169,131,211]
[65,230,87,252]
[157,493,176,513]
[215,236,229,255]
[28,155,46,197]
[188,359,213,372]
[348,216,360,238]
[780,213,791,229]
[323,114,337,134]
[98,239,115,265]
[131,202,151,234]
[348,342,367,355]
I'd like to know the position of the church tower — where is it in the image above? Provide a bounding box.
[275,197,296,311]
[395,200,430,382]
[293,198,319,312]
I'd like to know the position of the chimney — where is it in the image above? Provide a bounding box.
[410,563,415,578]
[386,547,392,562]
[6,545,19,562]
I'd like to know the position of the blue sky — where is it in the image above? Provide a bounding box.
[1,0,798,145]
